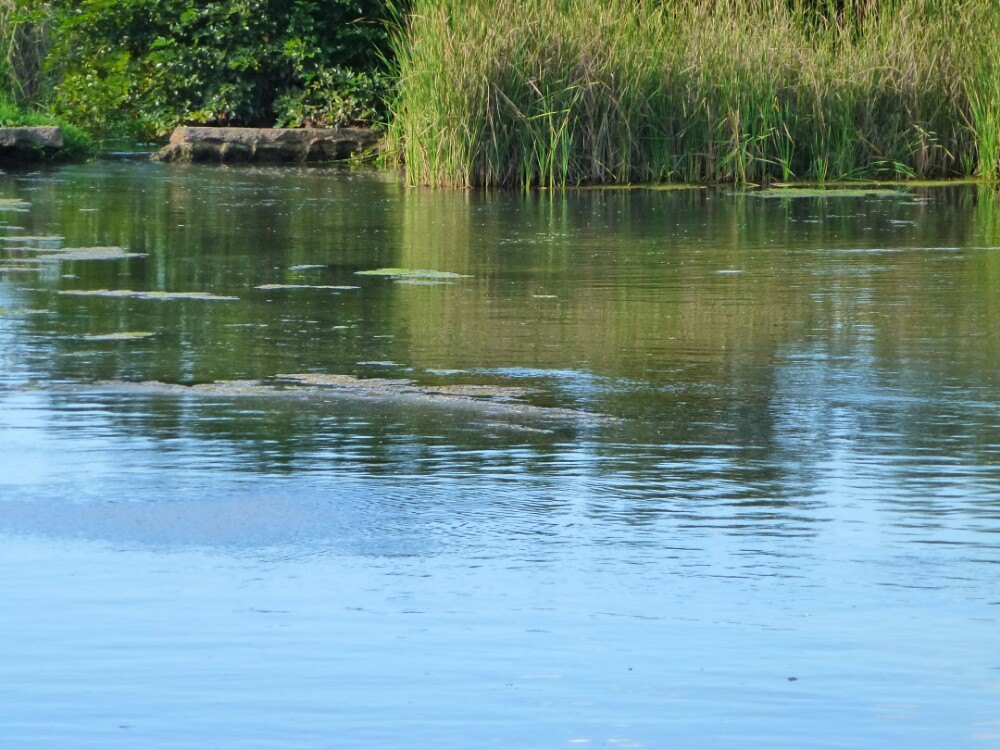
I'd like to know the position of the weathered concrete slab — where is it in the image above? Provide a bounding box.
[156,126,378,163]
[0,126,65,162]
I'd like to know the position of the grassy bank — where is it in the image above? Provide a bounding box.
[386,0,1000,188]
[0,95,93,157]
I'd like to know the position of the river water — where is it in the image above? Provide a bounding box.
[1,163,998,749]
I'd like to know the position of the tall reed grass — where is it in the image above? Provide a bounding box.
[386,0,1000,187]
[0,0,48,104]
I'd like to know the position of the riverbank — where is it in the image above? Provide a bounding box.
[4,1,1000,187]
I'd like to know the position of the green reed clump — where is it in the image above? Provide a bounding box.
[0,0,48,104]
[386,0,1000,187]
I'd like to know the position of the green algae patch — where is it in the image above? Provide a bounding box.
[58,377,611,424]
[355,268,471,280]
[576,183,705,192]
[277,373,414,389]
[734,188,909,199]
[0,308,50,316]
[276,373,534,402]
[37,247,148,262]
[255,284,359,291]
[58,289,239,301]
[0,262,46,272]
[418,383,534,400]
[1,235,64,245]
[82,331,157,341]
[394,279,456,286]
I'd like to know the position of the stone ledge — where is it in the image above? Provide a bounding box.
[0,126,65,162]
[156,126,378,163]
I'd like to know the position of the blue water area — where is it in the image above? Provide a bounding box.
[1,164,998,749]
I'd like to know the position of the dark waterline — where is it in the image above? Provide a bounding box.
[1,163,999,749]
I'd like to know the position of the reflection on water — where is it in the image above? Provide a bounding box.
[1,164,999,749]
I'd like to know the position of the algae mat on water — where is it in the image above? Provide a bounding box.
[81,331,157,341]
[355,268,471,280]
[58,290,238,301]
[275,374,534,401]
[55,377,606,425]
[734,188,910,199]
[255,284,360,291]
[36,247,148,262]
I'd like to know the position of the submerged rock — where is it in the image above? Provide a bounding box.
[156,126,378,164]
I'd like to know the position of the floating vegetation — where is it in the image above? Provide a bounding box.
[0,308,50,316]
[0,259,49,268]
[355,268,471,280]
[0,199,30,212]
[277,373,414,389]
[1,235,64,245]
[58,289,239,301]
[276,373,533,402]
[394,279,456,286]
[418,384,535,400]
[735,188,909,199]
[255,284,359,291]
[81,331,157,341]
[54,377,608,423]
[36,247,148,262]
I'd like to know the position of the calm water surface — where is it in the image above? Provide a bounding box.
[1,163,998,749]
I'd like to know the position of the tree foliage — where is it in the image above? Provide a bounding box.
[47,0,395,136]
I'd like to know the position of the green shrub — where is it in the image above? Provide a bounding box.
[47,0,396,137]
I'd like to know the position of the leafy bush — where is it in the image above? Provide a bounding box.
[47,0,395,137]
